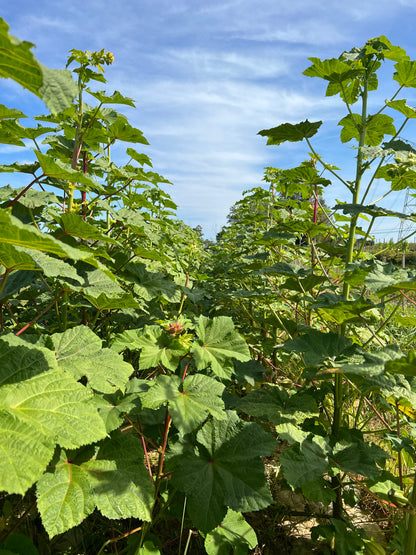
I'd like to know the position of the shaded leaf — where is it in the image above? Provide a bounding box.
[234,384,318,426]
[258,120,322,146]
[168,411,274,533]
[284,329,354,366]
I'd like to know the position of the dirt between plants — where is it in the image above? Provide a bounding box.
[243,461,390,554]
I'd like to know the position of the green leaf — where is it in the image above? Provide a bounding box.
[108,118,149,144]
[280,436,330,490]
[258,120,322,146]
[0,345,107,496]
[38,64,77,114]
[204,509,257,555]
[51,326,134,393]
[85,292,142,310]
[385,350,416,376]
[0,412,54,495]
[59,213,117,243]
[94,378,149,433]
[82,432,153,520]
[126,264,181,302]
[284,329,355,366]
[15,248,80,283]
[375,162,416,191]
[0,20,76,113]
[312,519,365,555]
[0,369,107,449]
[259,261,309,277]
[0,243,39,271]
[344,259,402,293]
[310,292,375,324]
[0,163,39,175]
[0,17,42,95]
[0,105,26,120]
[0,333,56,386]
[337,346,404,377]
[233,384,318,426]
[35,151,102,190]
[0,210,98,261]
[394,60,416,87]
[338,113,395,145]
[126,147,153,167]
[71,265,127,300]
[168,411,274,533]
[37,432,153,537]
[87,89,136,107]
[0,534,39,555]
[191,316,250,379]
[332,439,388,479]
[233,359,265,386]
[386,99,416,119]
[303,57,360,83]
[36,449,96,538]
[335,203,409,221]
[142,374,226,434]
[114,326,189,371]
[0,270,38,301]
[275,422,310,445]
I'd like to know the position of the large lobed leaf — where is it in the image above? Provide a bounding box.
[37,432,154,537]
[51,326,134,394]
[191,316,251,379]
[167,411,275,533]
[142,374,226,434]
[0,336,107,494]
[0,18,76,113]
[233,384,318,426]
[113,325,189,371]
[204,508,257,555]
[258,120,322,146]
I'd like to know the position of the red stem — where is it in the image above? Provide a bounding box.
[6,175,45,208]
[157,409,171,480]
[137,416,153,481]
[182,358,191,381]
[16,290,64,335]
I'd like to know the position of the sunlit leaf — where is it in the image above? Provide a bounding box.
[204,509,257,555]
[142,374,226,434]
[191,316,251,379]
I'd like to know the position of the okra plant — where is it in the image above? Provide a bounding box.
[211,36,416,554]
[0,18,272,555]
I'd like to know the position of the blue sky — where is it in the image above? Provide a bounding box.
[2,0,416,240]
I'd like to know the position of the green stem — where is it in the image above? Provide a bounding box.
[68,74,85,212]
[332,76,370,521]
[404,477,416,555]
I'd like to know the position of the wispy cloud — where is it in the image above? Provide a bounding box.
[2,0,416,238]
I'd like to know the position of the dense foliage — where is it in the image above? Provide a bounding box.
[2,18,416,555]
